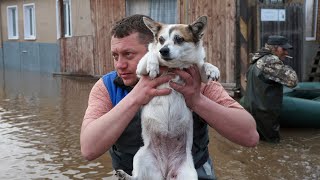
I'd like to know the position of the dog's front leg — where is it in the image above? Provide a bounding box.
[136,51,159,79]
[136,53,150,77]
[199,62,220,83]
[146,50,160,79]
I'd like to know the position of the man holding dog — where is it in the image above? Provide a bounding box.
[80,14,259,179]
[241,35,298,143]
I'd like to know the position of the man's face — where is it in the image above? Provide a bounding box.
[111,33,148,86]
[274,46,289,61]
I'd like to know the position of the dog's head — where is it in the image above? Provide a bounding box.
[143,16,207,68]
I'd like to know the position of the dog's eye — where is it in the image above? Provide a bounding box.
[174,35,184,44]
[159,36,165,45]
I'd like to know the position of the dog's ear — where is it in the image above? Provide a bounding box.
[189,16,207,39]
[143,17,162,35]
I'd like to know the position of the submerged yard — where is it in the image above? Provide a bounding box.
[0,69,319,179]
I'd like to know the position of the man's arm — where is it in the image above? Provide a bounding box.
[80,75,173,161]
[170,66,259,147]
[256,56,298,88]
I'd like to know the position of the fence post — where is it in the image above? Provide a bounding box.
[238,0,255,95]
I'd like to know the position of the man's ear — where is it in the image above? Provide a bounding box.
[188,16,207,39]
[143,17,162,35]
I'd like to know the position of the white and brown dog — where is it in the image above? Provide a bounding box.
[116,16,220,180]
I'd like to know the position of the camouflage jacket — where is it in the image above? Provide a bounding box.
[241,49,298,141]
[250,49,298,88]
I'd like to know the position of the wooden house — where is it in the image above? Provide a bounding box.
[60,0,240,95]
[0,0,319,96]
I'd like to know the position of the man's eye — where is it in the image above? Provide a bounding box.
[174,35,184,44]
[125,52,134,59]
[159,36,165,45]
[112,54,119,61]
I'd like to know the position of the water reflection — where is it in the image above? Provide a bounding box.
[0,69,319,179]
[0,69,112,179]
[210,129,320,179]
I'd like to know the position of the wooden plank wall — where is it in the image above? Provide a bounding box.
[60,36,94,75]
[90,0,125,75]
[238,0,255,94]
[60,0,237,86]
[179,0,237,84]
[60,0,125,76]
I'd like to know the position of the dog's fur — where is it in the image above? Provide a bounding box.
[115,16,220,180]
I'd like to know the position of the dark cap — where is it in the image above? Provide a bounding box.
[267,35,293,49]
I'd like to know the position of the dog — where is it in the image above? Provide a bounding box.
[115,16,220,180]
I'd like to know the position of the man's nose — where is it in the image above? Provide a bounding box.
[115,57,127,69]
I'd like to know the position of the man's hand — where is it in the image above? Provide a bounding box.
[169,65,202,109]
[130,73,174,106]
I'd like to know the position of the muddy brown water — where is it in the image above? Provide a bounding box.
[0,69,319,180]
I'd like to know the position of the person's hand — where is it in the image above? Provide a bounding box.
[169,65,202,109]
[130,72,174,106]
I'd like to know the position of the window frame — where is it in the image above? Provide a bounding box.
[23,3,36,40]
[126,0,178,24]
[63,0,72,37]
[7,5,19,40]
[305,0,318,41]
[56,0,61,39]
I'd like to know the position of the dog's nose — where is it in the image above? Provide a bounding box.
[159,47,170,57]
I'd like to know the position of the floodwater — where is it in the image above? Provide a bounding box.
[0,69,319,180]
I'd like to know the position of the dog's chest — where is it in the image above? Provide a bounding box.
[150,75,184,108]
[141,76,192,135]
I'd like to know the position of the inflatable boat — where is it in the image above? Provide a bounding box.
[280,82,320,128]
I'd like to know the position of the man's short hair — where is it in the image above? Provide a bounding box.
[111,14,154,46]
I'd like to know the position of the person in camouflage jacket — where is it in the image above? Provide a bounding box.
[241,35,298,143]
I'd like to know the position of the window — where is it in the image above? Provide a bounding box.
[305,0,318,40]
[56,0,60,39]
[23,3,36,40]
[56,0,72,38]
[63,0,72,37]
[7,5,19,39]
[259,0,284,4]
[126,0,177,24]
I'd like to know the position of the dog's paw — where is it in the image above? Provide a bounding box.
[115,169,129,180]
[147,62,159,79]
[203,63,220,82]
[136,63,147,77]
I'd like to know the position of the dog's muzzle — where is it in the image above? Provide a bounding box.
[159,47,172,61]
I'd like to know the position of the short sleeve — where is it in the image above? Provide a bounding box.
[201,81,243,109]
[83,79,113,121]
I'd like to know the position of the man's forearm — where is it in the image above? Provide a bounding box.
[80,94,141,160]
[191,94,259,147]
